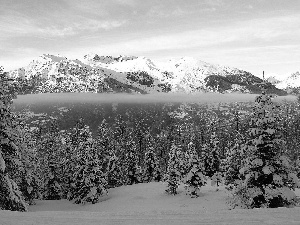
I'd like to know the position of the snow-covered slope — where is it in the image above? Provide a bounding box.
[156,57,242,92]
[8,54,169,94]
[85,55,285,94]
[1,181,300,225]
[84,54,165,80]
[276,71,300,90]
[8,54,286,95]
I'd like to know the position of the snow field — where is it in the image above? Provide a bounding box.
[1,181,300,225]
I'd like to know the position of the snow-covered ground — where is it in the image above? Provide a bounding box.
[1,181,300,225]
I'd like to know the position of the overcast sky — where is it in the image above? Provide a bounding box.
[1,0,299,79]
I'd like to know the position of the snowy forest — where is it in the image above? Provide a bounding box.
[1,66,300,212]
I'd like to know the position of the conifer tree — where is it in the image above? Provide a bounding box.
[124,139,140,185]
[0,68,28,211]
[60,119,93,197]
[224,134,245,189]
[183,142,206,197]
[202,132,221,177]
[165,143,183,195]
[96,119,114,178]
[68,139,108,204]
[13,118,40,205]
[43,162,62,200]
[232,87,300,208]
[37,120,63,200]
[143,145,160,182]
[105,151,124,188]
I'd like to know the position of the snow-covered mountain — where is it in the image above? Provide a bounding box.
[84,54,285,94]
[8,54,170,94]
[276,71,300,94]
[8,54,286,95]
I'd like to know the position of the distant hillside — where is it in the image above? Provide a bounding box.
[276,71,300,94]
[8,54,169,94]
[7,54,287,95]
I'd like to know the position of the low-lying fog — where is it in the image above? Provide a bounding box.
[13,93,296,105]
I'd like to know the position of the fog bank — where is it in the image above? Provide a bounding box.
[13,93,296,105]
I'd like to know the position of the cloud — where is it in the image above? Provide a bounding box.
[146,5,188,18]
[113,0,137,7]
[0,12,126,39]
[78,19,127,31]
[76,14,300,56]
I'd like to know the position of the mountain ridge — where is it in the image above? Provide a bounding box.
[7,54,287,95]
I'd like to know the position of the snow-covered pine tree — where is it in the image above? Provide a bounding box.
[143,145,160,182]
[183,142,206,197]
[202,132,221,178]
[105,151,124,188]
[177,144,189,180]
[43,162,62,200]
[70,118,92,148]
[232,86,300,208]
[0,68,28,211]
[37,120,63,200]
[165,143,183,195]
[124,139,140,185]
[60,119,93,197]
[96,119,114,178]
[18,164,39,205]
[11,115,40,205]
[68,138,108,204]
[224,134,245,190]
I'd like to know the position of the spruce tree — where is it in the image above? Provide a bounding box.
[105,151,124,188]
[0,68,28,211]
[232,87,300,208]
[183,142,206,197]
[124,139,140,185]
[43,162,62,200]
[37,120,63,200]
[68,139,108,204]
[143,146,160,182]
[202,132,221,177]
[12,118,40,205]
[165,143,183,195]
[224,135,245,190]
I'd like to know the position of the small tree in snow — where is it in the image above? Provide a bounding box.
[231,88,300,208]
[211,171,223,188]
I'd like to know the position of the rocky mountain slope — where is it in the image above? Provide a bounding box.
[8,54,287,95]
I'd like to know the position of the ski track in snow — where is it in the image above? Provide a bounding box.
[1,182,300,225]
